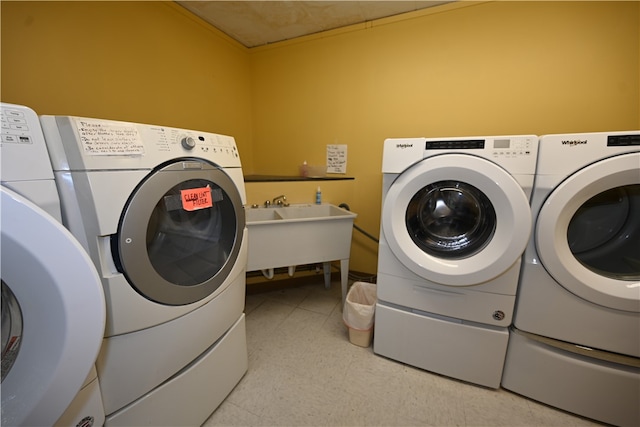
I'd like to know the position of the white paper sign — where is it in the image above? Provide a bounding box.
[75,118,145,156]
[327,144,347,174]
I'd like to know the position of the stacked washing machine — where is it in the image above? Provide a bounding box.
[39,116,249,425]
[1,103,106,426]
[502,131,640,426]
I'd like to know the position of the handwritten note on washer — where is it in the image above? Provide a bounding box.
[75,118,145,155]
[327,144,347,174]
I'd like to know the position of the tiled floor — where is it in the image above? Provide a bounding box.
[203,279,601,427]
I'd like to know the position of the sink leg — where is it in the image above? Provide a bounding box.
[340,259,349,309]
[323,262,331,289]
[322,259,349,308]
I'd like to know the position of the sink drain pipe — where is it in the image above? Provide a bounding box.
[338,203,379,243]
[260,265,296,279]
[261,268,274,279]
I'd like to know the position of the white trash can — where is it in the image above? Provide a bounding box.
[343,282,377,347]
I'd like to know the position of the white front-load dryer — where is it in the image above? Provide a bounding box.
[374,135,538,388]
[1,103,106,427]
[502,131,640,426]
[40,115,249,426]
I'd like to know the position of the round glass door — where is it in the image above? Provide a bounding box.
[568,185,640,281]
[382,154,532,286]
[536,152,640,312]
[407,180,497,259]
[1,186,105,426]
[113,159,245,306]
[1,280,22,382]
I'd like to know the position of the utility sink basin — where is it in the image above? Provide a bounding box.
[245,203,354,223]
[245,208,283,222]
[245,203,357,303]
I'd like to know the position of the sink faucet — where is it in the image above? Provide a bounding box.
[272,195,288,206]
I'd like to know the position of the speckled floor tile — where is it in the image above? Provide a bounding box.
[203,280,602,427]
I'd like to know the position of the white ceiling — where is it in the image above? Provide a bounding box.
[176,1,453,48]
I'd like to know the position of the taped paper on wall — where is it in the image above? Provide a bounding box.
[327,144,347,174]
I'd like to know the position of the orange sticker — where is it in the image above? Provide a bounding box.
[181,186,213,211]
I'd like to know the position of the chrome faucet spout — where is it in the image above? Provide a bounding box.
[272,195,287,206]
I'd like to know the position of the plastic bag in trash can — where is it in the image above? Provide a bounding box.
[343,281,377,331]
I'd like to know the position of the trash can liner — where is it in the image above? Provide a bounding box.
[343,282,377,331]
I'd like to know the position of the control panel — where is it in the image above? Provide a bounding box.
[490,137,535,158]
[1,103,55,182]
[384,136,539,175]
[40,115,242,171]
[1,107,33,144]
[423,137,535,158]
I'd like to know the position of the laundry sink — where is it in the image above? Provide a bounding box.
[245,203,357,303]
[245,207,284,222]
[246,203,353,222]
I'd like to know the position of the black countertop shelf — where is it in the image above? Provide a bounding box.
[244,175,354,182]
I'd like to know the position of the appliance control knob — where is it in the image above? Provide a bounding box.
[181,136,196,150]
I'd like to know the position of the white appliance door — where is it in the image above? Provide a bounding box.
[112,159,245,305]
[382,154,532,286]
[0,187,105,426]
[536,152,640,312]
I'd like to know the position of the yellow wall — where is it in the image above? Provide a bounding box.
[245,180,355,209]
[249,1,640,272]
[2,1,639,274]
[0,1,255,170]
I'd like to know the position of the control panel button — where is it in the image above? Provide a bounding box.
[181,136,196,150]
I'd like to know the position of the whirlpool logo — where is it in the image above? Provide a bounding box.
[561,139,588,146]
[396,143,414,149]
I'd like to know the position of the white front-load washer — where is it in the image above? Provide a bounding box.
[1,103,106,426]
[374,135,538,388]
[502,131,640,426]
[40,115,248,426]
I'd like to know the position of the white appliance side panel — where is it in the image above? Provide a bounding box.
[2,180,62,221]
[513,174,534,200]
[374,303,509,388]
[224,166,247,205]
[105,315,247,427]
[54,375,105,427]
[97,273,245,415]
[52,170,146,261]
[502,330,640,427]
[57,170,147,238]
